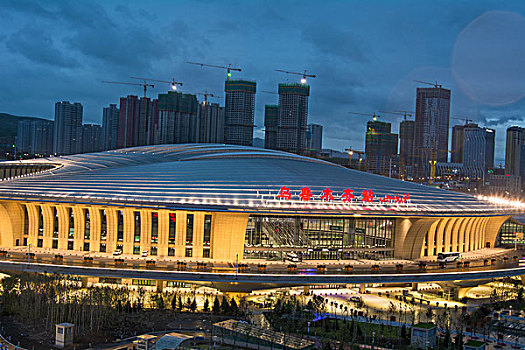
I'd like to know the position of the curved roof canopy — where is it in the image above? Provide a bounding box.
[0,144,515,216]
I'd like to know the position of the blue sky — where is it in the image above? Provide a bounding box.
[1,0,524,164]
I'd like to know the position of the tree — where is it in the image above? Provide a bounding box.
[171,294,177,311]
[190,298,197,312]
[221,296,231,315]
[230,298,239,316]
[212,296,221,314]
[401,324,407,339]
[203,297,210,312]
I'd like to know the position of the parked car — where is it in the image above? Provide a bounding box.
[112,249,122,256]
[141,250,148,257]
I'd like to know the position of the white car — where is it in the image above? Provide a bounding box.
[141,250,148,257]
[112,249,122,256]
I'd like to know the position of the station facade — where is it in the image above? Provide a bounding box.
[0,144,516,262]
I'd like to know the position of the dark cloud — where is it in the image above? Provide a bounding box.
[5,25,79,68]
[302,23,370,63]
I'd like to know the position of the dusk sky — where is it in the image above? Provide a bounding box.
[1,0,525,164]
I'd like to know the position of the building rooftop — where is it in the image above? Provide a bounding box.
[0,144,517,216]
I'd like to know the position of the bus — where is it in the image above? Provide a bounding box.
[437,252,461,263]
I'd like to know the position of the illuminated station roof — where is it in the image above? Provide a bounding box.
[0,144,516,216]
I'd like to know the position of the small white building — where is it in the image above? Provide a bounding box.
[55,323,74,348]
[410,323,437,349]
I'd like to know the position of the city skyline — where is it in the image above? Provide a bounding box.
[1,1,525,163]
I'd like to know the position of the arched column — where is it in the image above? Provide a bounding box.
[399,218,438,259]
[443,218,459,253]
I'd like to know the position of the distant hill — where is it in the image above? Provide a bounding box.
[0,113,50,138]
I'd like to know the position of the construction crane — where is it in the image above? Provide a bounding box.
[102,80,154,98]
[345,148,365,171]
[348,112,381,121]
[130,77,183,91]
[414,80,443,88]
[452,117,474,125]
[196,91,223,104]
[186,61,241,80]
[379,110,413,121]
[275,69,316,84]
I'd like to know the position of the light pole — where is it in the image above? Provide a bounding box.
[371,331,375,350]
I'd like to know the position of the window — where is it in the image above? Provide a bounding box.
[84,209,90,240]
[150,246,157,256]
[53,207,59,238]
[185,247,192,257]
[116,244,123,251]
[186,214,194,245]
[38,206,44,236]
[168,213,176,244]
[68,208,74,239]
[100,243,106,252]
[23,238,28,246]
[83,242,90,251]
[67,241,74,250]
[37,239,43,248]
[117,210,124,241]
[203,214,212,245]
[23,205,29,235]
[100,209,107,240]
[168,247,175,256]
[133,246,140,255]
[134,211,141,242]
[203,249,210,258]
[151,212,158,243]
[52,239,58,249]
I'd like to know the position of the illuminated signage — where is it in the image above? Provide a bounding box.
[276,186,410,204]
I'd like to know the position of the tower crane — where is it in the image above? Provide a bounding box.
[345,147,365,171]
[348,111,381,121]
[379,110,413,121]
[102,80,154,98]
[196,91,224,104]
[130,77,183,91]
[186,61,242,80]
[414,80,443,88]
[275,69,316,84]
[452,117,474,125]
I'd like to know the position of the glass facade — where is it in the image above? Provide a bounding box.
[134,211,141,243]
[38,206,44,236]
[117,210,124,241]
[100,209,107,241]
[68,208,74,239]
[53,207,59,238]
[151,212,158,243]
[84,209,90,239]
[168,213,176,244]
[497,219,525,246]
[245,215,395,260]
[186,214,194,245]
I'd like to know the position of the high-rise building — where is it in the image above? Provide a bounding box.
[413,87,451,177]
[102,104,119,150]
[118,95,139,148]
[82,124,102,153]
[17,119,54,156]
[307,124,323,153]
[505,126,525,176]
[53,101,83,155]
[399,119,415,169]
[157,91,199,144]
[365,120,398,175]
[197,102,225,143]
[276,83,310,154]
[224,80,256,146]
[451,124,466,164]
[264,105,278,150]
[117,96,158,148]
[463,125,495,170]
[16,120,32,154]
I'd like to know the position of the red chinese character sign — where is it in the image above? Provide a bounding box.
[275,186,410,207]
[300,187,312,201]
